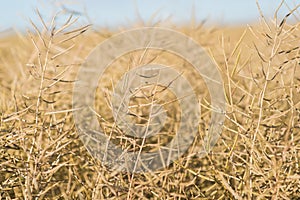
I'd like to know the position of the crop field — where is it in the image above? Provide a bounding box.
[1,4,300,200]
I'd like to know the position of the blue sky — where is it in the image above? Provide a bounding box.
[0,0,298,33]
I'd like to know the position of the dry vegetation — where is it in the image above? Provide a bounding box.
[1,3,300,200]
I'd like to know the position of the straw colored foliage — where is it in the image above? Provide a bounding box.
[1,4,300,200]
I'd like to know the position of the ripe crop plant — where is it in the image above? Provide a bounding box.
[0,1,300,199]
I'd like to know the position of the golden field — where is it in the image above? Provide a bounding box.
[0,9,300,200]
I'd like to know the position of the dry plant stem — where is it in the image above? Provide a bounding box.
[25,23,51,200]
[15,10,90,199]
[127,58,162,199]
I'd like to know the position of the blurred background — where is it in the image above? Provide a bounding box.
[0,0,298,35]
